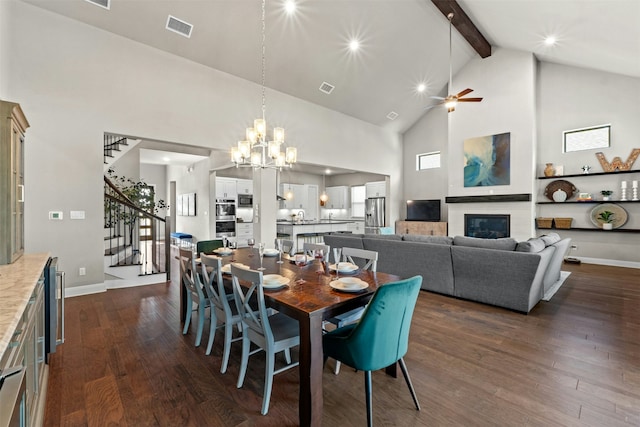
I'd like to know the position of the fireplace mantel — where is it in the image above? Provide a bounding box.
[445,193,532,203]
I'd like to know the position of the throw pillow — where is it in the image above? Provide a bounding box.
[402,234,453,245]
[540,233,561,246]
[516,238,546,253]
[453,236,518,251]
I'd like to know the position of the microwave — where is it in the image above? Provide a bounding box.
[238,194,253,207]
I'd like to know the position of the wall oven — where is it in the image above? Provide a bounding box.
[215,199,236,221]
[215,219,236,238]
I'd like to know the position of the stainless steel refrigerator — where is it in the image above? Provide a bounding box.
[365,197,385,234]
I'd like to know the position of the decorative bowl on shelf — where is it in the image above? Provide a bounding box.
[589,203,628,229]
[544,180,576,201]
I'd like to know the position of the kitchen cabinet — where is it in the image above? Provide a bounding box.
[396,220,448,236]
[325,186,350,209]
[280,183,308,211]
[347,221,365,233]
[216,177,237,200]
[306,185,319,220]
[0,254,48,427]
[237,179,253,195]
[365,181,386,198]
[0,100,29,265]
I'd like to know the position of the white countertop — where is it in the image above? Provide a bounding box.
[0,253,50,361]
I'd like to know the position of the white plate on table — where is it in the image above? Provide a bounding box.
[288,255,314,264]
[329,277,368,292]
[263,248,280,257]
[262,274,290,289]
[221,263,249,274]
[213,248,234,256]
[329,262,359,274]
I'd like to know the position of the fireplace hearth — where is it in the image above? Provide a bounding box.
[465,214,510,238]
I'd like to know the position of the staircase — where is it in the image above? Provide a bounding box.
[104,175,169,286]
[103,134,141,173]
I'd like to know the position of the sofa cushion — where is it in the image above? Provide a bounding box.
[363,234,403,241]
[540,233,561,246]
[516,238,546,253]
[402,234,453,245]
[453,236,518,251]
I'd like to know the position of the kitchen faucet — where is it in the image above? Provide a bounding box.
[329,212,333,220]
[298,211,304,222]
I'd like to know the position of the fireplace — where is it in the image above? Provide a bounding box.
[464,214,510,238]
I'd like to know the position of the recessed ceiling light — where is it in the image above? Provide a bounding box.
[325,169,332,174]
[417,83,426,93]
[349,39,360,52]
[285,0,296,14]
[544,36,557,46]
[163,157,170,162]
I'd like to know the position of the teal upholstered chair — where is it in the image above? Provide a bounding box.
[323,275,423,426]
[197,239,224,255]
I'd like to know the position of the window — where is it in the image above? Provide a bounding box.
[563,124,610,153]
[351,185,366,218]
[417,151,441,170]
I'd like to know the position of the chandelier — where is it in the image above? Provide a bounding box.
[231,0,297,170]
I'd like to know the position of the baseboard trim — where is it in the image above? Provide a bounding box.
[65,274,168,298]
[575,257,640,269]
[65,282,107,297]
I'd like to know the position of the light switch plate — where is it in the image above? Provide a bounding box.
[70,210,85,220]
[49,211,63,220]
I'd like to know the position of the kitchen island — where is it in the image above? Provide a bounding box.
[276,220,355,252]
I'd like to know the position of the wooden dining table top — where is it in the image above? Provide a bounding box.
[206,247,401,320]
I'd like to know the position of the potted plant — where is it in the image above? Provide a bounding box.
[598,210,615,230]
[600,190,613,201]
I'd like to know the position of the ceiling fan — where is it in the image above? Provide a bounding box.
[429,12,482,113]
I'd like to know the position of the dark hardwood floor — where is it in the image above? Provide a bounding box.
[44,263,640,426]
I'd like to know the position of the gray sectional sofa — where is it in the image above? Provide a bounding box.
[323,232,571,313]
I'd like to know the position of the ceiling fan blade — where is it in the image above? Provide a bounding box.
[458,97,483,102]
[430,96,445,100]
[456,88,473,98]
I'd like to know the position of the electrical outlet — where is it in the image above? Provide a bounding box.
[79,267,86,276]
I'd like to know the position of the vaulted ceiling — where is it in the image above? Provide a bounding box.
[20,0,640,134]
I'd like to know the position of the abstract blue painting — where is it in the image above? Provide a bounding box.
[464,132,511,187]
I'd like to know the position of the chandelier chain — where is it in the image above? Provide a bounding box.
[261,0,266,121]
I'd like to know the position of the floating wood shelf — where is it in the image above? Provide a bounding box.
[537,169,640,180]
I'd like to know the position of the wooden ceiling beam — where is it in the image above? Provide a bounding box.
[431,0,492,58]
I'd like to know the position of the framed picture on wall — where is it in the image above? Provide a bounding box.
[463,132,511,187]
[176,194,184,216]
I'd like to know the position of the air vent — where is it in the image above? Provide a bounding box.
[319,82,335,95]
[386,111,399,120]
[84,0,110,10]
[166,15,193,38]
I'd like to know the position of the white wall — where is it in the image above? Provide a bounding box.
[6,1,402,288]
[166,159,211,241]
[537,62,640,264]
[0,1,10,97]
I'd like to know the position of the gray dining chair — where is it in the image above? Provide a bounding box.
[199,253,244,373]
[303,242,330,262]
[231,264,300,415]
[179,248,208,347]
[275,238,295,256]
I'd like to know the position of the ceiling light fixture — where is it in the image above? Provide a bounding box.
[417,83,426,93]
[349,39,360,51]
[284,0,296,14]
[230,0,297,170]
[544,36,557,46]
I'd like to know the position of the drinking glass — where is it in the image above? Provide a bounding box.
[258,242,266,270]
[247,238,255,257]
[276,239,284,264]
[222,235,228,249]
[333,248,342,280]
[295,254,307,283]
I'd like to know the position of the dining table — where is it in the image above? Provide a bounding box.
[178,246,402,427]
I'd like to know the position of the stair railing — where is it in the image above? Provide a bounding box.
[104,134,129,164]
[104,176,168,276]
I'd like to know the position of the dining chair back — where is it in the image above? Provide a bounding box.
[179,248,208,347]
[230,264,300,415]
[200,253,243,373]
[326,247,379,374]
[341,247,378,272]
[275,238,295,256]
[303,242,330,262]
[197,239,224,255]
[323,275,423,426]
